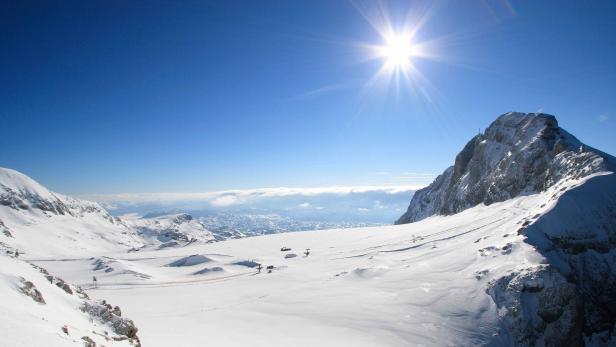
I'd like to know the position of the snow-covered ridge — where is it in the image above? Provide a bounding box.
[1,167,114,219]
[397,112,613,224]
[0,167,143,257]
[126,213,215,247]
[0,168,218,256]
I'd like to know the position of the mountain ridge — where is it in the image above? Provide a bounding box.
[397,112,614,224]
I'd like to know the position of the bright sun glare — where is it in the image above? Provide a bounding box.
[352,2,442,100]
[377,33,416,71]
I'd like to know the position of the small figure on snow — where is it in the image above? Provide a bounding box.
[304,248,310,257]
[257,263,262,274]
[14,249,19,258]
[92,276,98,289]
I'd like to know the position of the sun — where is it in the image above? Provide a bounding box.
[377,33,416,71]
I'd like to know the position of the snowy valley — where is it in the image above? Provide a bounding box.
[1,112,615,346]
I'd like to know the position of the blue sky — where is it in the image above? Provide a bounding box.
[1,0,615,195]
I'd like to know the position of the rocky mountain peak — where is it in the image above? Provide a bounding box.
[397,112,613,224]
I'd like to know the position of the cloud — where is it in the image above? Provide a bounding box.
[83,185,423,208]
[598,113,609,123]
[210,194,239,207]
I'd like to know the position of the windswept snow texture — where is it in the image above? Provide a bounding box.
[0,168,143,257]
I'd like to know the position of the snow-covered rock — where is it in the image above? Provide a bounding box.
[0,254,140,346]
[0,167,143,257]
[487,265,583,347]
[127,213,214,246]
[396,112,612,224]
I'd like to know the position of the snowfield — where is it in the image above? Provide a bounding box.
[3,112,616,346]
[30,176,590,346]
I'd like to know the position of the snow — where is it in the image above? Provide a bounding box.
[126,213,215,245]
[0,167,62,203]
[0,167,143,257]
[0,256,136,347]
[31,187,563,346]
[3,163,612,345]
[166,254,213,267]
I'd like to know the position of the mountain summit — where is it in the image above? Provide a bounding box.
[397,112,613,224]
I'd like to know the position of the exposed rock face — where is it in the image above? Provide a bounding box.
[0,219,11,238]
[488,265,583,347]
[19,278,45,304]
[522,173,616,344]
[396,112,611,224]
[81,300,140,343]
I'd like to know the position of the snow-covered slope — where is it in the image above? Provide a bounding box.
[125,213,214,248]
[0,254,140,346]
[35,172,614,346]
[0,168,143,257]
[397,112,612,224]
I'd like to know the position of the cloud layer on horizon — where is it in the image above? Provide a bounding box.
[83,185,423,206]
[82,185,422,222]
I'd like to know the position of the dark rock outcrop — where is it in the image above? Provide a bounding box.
[81,300,140,344]
[19,278,45,304]
[488,265,584,347]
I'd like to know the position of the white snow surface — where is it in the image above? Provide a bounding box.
[30,173,607,346]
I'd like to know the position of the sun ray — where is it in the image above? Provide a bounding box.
[349,0,444,105]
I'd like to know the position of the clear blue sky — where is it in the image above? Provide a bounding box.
[1,1,615,194]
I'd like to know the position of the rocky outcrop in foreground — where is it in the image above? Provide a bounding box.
[1,254,141,346]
